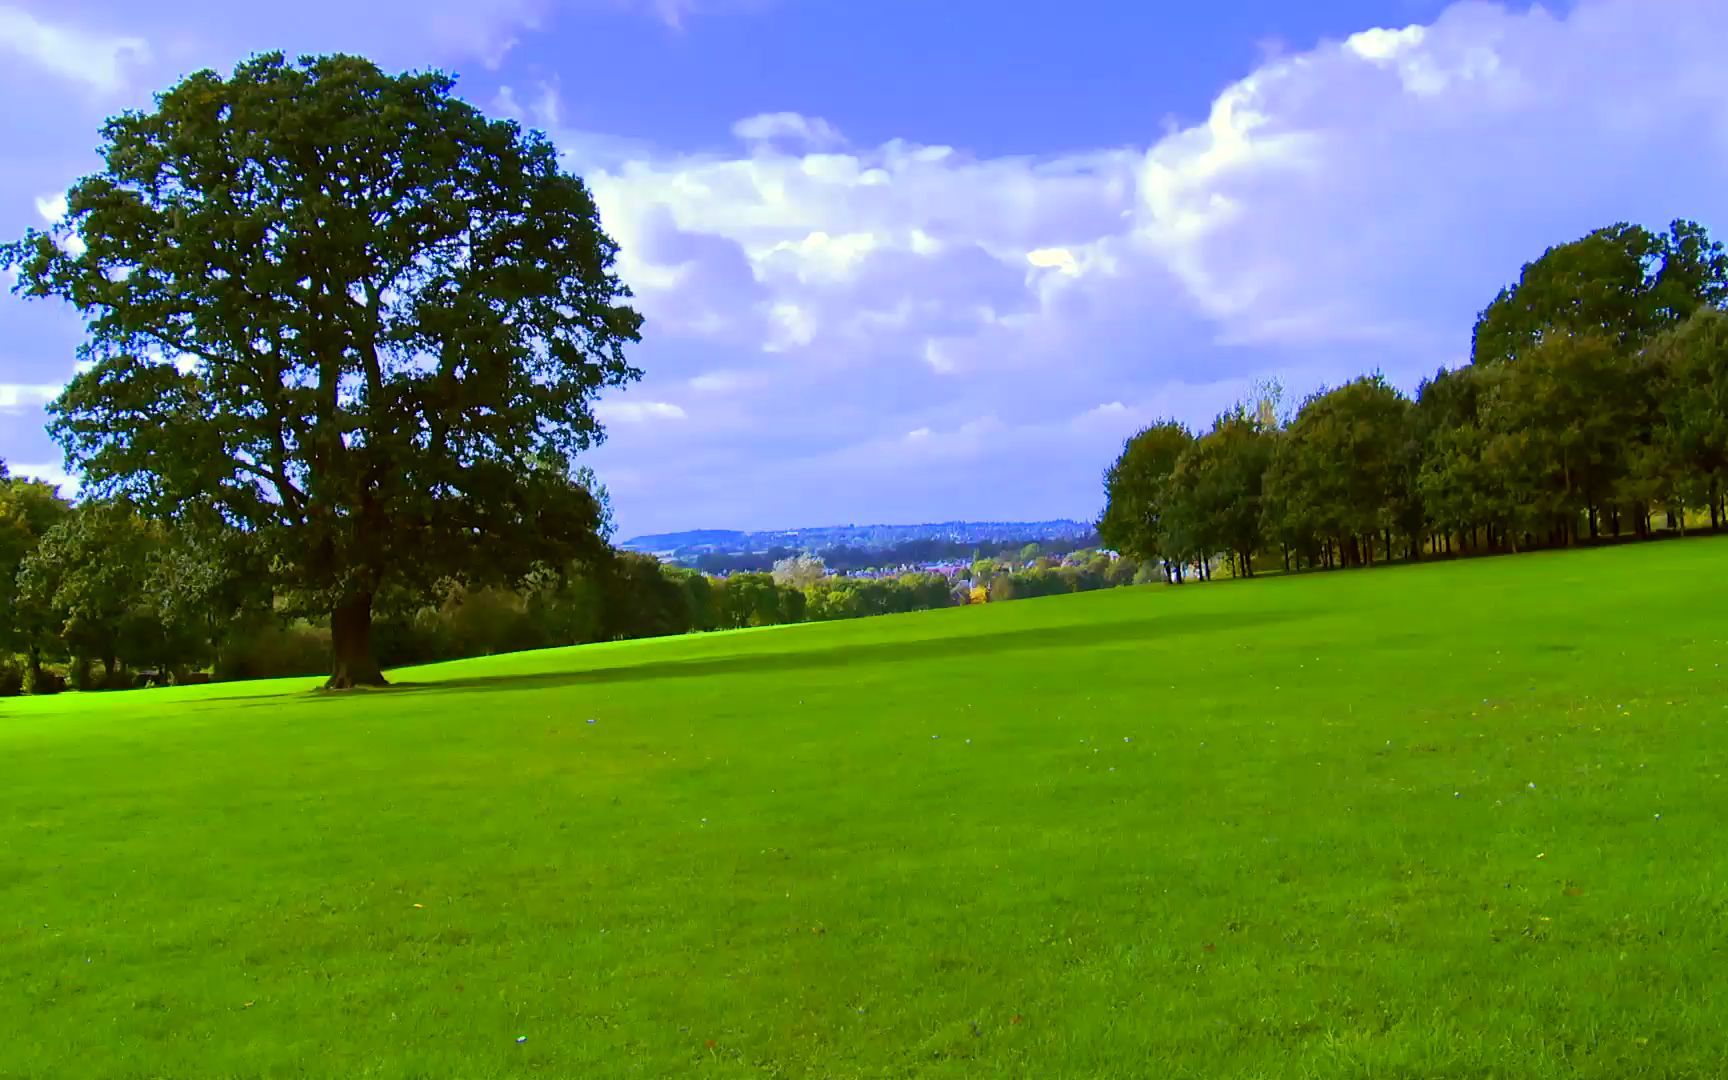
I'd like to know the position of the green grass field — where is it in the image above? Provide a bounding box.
[5,540,1728,1078]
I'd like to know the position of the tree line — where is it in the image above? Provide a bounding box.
[1100,220,1728,580]
[0,479,1155,694]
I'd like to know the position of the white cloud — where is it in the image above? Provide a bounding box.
[0,384,60,412]
[0,6,147,94]
[595,400,688,423]
[570,0,1728,534]
[1026,247,1080,275]
[6,0,1726,537]
[687,369,763,393]
[1344,24,1425,63]
[33,193,67,223]
[732,112,845,148]
[8,461,77,495]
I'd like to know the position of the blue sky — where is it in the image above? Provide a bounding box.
[3,0,1726,537]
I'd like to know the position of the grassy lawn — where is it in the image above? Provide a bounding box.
[4,539,1728,1078]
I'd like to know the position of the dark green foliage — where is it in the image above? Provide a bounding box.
[1164,412,1275,578]
[1097,421,1193,571]
[17,500,223,685]
[1647,308,1728,527]
[1472,220,1728,367]
[805,573,959,620]
[3,53,640,687]
[0,470,73,692]
[604,552,700,640]
[1264,376,1419,568]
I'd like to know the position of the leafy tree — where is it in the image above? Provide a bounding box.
[1098,420,1194,581]
[715,572,785,629]
[1262,376,1417,567]
[148,518,272,673]
[3,53,641,687]
[1165,412,1275,578]
[1646,308,1728,528]
[1473,220,1728,367]
[1413,366,1485,553]
[0,468,74,691]
[17,499,160,685]
[1477,334,1641,544]
[602,552,693,640]
[663,566,719,632]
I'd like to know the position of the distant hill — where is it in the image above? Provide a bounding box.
[621,519,1096,558]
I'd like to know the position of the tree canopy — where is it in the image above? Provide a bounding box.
[3,53,642,687]
[1097,420,1193,578]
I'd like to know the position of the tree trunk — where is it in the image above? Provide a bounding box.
[327,592,387,689]
[24,645,44,694]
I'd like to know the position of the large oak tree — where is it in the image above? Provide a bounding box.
[4,54,642,687]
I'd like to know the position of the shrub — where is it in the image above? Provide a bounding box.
[215,619,331,681]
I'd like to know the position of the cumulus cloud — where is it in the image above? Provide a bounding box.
[0,5,148,94]
[732,112,846,149]
[4,0,1727,536]
[568,0,1728,533]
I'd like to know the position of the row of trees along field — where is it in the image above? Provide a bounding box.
[1100,220,1728,582]
[0,470,1148,694]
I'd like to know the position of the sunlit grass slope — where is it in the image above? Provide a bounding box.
[5,539,1728,1078]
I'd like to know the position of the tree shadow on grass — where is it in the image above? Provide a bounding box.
[376,608,1303,700]
[188,607,1302,710]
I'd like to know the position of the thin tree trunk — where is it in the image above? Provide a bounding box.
[327,591,387,689]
